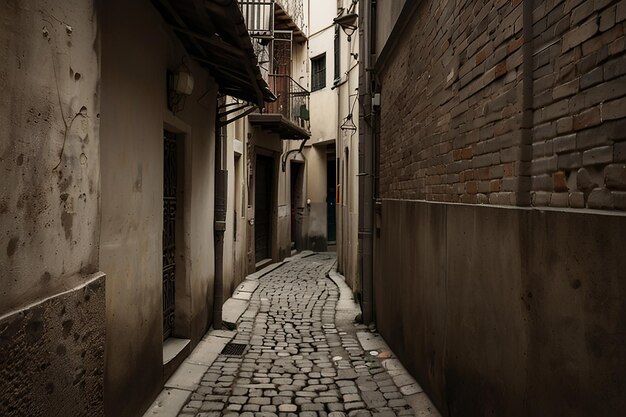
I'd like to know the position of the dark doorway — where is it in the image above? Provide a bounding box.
[327,155,337,243]
[290,162,304,249]
[255,154,274,263]
[162,131,177,340]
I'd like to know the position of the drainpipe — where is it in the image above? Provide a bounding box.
[358,0,374,324]
[213,103,228,330]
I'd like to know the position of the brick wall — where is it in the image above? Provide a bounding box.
[379,0,626,210]
[531,0,626,209]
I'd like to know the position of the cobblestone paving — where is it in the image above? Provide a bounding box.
[178,254,414,417]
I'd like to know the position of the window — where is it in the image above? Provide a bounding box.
[311,54,326,92]
[334,25,340,82]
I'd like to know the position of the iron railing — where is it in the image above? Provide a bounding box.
[239,0,274,39]
[264,74,310,132]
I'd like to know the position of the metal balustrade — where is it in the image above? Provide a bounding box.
[264,74,310,132]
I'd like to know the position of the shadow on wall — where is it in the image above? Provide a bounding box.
[375,200,626,417]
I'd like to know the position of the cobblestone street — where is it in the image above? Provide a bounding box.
[156,253,437,417]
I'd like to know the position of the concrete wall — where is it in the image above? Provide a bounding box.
[0,1,105,415]
[99,1,217,416]
[375,199,626,417]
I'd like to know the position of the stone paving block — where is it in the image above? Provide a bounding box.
[223,298,249,327]
[399,383,422,396]
[159,256,440,417]
[360,391,386,409]
[356,333,387,352]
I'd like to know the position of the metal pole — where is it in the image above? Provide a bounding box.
[213,103,228,329]
[358,0,374,324]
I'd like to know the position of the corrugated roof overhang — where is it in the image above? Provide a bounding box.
[151,0,276,107]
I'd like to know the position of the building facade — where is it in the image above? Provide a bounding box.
[361,1,626,416]
[306,0,361,291]
[0,1,270,416]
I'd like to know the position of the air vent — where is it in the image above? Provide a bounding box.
[221,342,247,356]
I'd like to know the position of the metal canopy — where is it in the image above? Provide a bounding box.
[152,0,277,107]
[248,113,310,140]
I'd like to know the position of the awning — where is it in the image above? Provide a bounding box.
[152,0,277,107]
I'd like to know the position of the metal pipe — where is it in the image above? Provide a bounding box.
[358,0,374,324]
[213,99,228,330]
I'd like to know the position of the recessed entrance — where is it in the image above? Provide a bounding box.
[327,154,337,244]
[255,154,274,264]
[290,161,304,250]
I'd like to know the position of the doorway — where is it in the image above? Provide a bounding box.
[290,161,304,250]
[255,154,274,264]
[162,131,177,340]
[327,154,337,244]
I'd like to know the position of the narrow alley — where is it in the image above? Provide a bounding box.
[147,253,438,417]
[2,0,626,416]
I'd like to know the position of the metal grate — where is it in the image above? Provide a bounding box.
[163,131,177,340]
[221,342,247,356]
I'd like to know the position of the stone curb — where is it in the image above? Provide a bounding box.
[143,329,236,417]
[355,331,442,417]
[330,267,441,417]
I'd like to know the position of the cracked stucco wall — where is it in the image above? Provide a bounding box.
[0,0,101,314]
[0,0,104,416]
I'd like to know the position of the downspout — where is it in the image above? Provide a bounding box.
[358,0,374,324]
[213,101,228,330]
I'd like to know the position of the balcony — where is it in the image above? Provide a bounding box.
[249,74,310,139]
[275,0,306,42]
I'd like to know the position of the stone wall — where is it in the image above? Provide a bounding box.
[379,0,626,210]
[0,275,105,417]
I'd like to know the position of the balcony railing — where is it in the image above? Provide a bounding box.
[264,74,310,132]
[239,0,274,38]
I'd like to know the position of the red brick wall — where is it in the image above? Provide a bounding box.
[531,0,626,209]
[379,0,626,210]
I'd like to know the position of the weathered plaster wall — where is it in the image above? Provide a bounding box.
[99,1,216,416]
[0,0,100,315]
[224,118,248,298]
[375,200,626,417]
[309,25,339,145]
[0,1,104,415]
[334,6,360,290]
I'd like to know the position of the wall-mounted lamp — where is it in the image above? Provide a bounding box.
[334,0,358,41]
[168,62,194,114]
